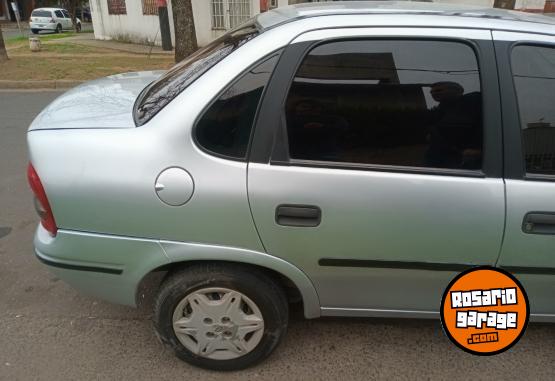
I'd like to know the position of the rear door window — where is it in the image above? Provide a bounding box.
[54,10,64,18]
[284,39,483,171]
[511,44,555,174]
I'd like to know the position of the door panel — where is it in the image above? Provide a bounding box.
[494,32,555,316]
[249,164,505,310]
[499,180,555,316]
[248,30,504,313]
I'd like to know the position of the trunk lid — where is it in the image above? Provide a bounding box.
[29,71,164,131]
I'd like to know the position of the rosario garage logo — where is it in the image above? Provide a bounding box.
[440,266,529,355]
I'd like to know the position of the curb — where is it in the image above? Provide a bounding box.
[0,80,84,90]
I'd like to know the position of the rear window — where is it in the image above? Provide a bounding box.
[512,44,555,174]
[134,22,260,126]
[32,10,52,17]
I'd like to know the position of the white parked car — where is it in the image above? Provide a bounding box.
[29,8,81,34]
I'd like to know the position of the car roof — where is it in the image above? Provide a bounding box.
[33,8,66,12]
[257,1,555,34]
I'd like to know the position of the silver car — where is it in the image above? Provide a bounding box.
[27,1,555,370]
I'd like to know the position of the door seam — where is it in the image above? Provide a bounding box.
[245,162,268,254]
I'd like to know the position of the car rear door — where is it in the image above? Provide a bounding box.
[493,31,555,319]
[62,10,73,29]
[247,28,505,316]
[54,10,65,29]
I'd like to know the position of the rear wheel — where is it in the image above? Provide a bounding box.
[75,23,81,33]
[55,24,62,33]
[154,263,289,370]
[31,29,39,34]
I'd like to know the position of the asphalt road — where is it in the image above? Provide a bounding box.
[1,23,93,40]
[1,90,555,380]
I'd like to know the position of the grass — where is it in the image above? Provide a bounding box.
[0,32,174,81]
[0,55,173,80]
[9,42,112,55]
[6,31,79,47]
[0,46,173,81]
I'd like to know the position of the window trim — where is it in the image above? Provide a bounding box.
[191,50,283,162]
[251,33,501,179]
[508,41,555,180]
[271,159,485,178]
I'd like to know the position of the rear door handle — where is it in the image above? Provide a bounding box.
[523,212,555,234]
[275,205,321,227]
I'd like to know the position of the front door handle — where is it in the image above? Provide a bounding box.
[275,205,321,227]
[523,212,555,234]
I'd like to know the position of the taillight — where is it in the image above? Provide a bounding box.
[50,18,55,23]
[27,163,57,236]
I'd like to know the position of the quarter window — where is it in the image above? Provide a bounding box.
[511,45,555,175]
[195,55,279,159]
[285,40,483,170]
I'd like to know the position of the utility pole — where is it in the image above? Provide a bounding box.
[157,0,172,51]
[0,26,8,62]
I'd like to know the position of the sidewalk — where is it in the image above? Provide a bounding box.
[63,33,173,55]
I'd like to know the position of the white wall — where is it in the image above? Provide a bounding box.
[191,0,225,47]
[192,0,287,46]
[515,0,546,10]
[91,0,174,45]
[434,0,546,10]
[91,0,291,48]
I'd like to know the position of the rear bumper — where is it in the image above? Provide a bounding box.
[29,22,57,30]
[33,225,170,306]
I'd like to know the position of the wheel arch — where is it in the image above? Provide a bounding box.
[139,241,321,319]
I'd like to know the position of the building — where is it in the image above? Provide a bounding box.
[89,0,550,48]
[90,0,288,47]
[435,0,548,12]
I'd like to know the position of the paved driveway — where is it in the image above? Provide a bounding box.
[1,90,555,380]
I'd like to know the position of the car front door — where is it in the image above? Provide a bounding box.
[248,28,505,316]
[494,31,555,319]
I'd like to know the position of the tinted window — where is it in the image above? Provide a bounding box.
[55,10,64,18]
[285,40,483,170]
[32,10,52,17]
[62,10,71,18]
[135,23,259,126]
[512,45,555,175]
[196,55,279,159]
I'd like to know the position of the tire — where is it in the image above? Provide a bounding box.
[31,29,39,35]
[76,23,81,33]
[154,263,289,371]
[56,24,62,33]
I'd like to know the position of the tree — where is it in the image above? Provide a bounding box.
[60,0,82,30]
[171,0,197,62]
[0,27,8,63]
